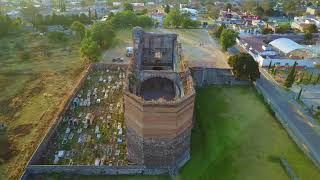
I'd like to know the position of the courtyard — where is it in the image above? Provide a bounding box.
[29,86,320,180]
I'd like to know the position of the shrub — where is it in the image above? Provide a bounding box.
[47,31,68,43]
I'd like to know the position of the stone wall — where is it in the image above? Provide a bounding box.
[191,67,248,87]
[127,127,191,167]
[132,27,179,70]
[124,91,195,138]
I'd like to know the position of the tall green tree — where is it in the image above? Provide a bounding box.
[21,2,39,26]
[304,24,318,34]
[163,8,182,28]
[164,5,170,14]
[86,22,115,49]
[80,37,101,62]
[71,21,86,40]
[220,29,238,51]
[214,24,226,38]
[283,0,299,16]
[225,3,232,11]
[284,61,297,88]
[123,2,134,11]
[228,53,260,81]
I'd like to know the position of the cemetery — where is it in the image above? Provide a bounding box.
[37,65,128,166]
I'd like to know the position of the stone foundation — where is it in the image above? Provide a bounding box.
[127,128,191,167]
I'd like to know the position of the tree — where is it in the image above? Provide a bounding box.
[71,21,86,40]
[21,2,39,26]
[88,7,91,18]
[108,11,154,29]
[80,37,101,61]
[86,22,115,49]
[0,14,21,37]
[268,61,272,70]
[94,9,98,19]
[304,32,312,41]
[220,29,238,51]
[59,0,66,12]
[214,24,226,38]
[304,24,318,34]
[135,15,154,28]
[225,3,232,11]
[228,53,260,81]
[297,88,302,99]
[81,0,94,7]
[48,31,68,43]
[262,27,273,34]
[164,8,200,28]
[206,4,219,19]
[283,0,299,17]
[284,61,297,88]
[163,8,183,28]
[123,2,134,11]
[254,6,265,17]
[181,17,200,28]
[164,5,170,14]
[241,0,258,11]
[275,23,291,33]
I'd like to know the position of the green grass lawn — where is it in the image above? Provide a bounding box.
[179,86,320,180]
[32,86,320,180]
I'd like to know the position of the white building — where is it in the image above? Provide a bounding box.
[180,8,198,15]
[238,37,317,68]
[112,2,121,7]
[131,3,145,7]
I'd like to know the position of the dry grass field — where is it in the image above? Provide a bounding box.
[0,31,87,179]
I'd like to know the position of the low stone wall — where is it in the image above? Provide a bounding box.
[191,67,248,87]
[22,150,190,179]
[92,63,129,71]
[24,165,169,177]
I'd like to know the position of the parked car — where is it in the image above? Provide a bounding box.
[112,57,124,62]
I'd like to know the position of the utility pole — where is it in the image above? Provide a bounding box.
[297,88,303,100]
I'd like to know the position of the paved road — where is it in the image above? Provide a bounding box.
[256,69,320,167]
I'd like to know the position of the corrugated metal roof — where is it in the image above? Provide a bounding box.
[269,38,304,54]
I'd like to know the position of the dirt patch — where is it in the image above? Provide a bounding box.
[0,100,14,117]
[0,134,17,164]
[11,124,33,137]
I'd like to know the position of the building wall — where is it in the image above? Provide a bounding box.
[124,92,195,138]
[237,38,317,68]
[256,55,316,68]
[126,127,191,167]
[124,85,195,167]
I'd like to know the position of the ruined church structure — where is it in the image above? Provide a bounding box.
[124,27,195,169]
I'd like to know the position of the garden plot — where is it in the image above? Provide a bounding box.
[39,67,128,166]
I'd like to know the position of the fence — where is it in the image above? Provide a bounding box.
[190,67,248,87]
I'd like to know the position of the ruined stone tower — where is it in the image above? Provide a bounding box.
[124,27,195,169]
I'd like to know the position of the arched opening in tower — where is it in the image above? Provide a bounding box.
[141,77,175,101]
